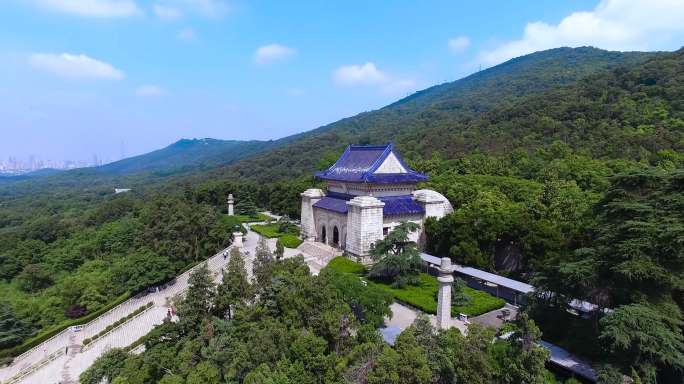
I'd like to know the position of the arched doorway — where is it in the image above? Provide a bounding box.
[321,226,327,244]
[333,226,340,246]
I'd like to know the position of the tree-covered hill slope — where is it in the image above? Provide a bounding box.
[95,138,272,176]
[216,47,661,182]
[0,138,273,197]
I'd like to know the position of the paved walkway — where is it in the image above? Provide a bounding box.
[470,303,518,329]
[381,302,468,344]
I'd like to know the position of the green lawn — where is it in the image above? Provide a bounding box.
[325,257,505,317]
[370,273,505,317]
[234,213,270,223]
[326,256,368,275]
[279,234,303,248]
[251,223,303,248]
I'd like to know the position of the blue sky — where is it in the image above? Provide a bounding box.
[1,0,683,162]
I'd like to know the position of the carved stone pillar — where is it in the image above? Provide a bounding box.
[436,257,454,330]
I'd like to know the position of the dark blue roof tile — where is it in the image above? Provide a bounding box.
[315,143,427,183]
[313,194,424,216]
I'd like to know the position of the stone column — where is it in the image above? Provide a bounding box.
[232,232,243,247]
[228,194,235,216]
[345,196,385,260]
[300,189,324,240]
[436,257,454,330]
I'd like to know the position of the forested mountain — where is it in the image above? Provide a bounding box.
[214,47,659,182]
[1,46,683,382]
[95,138,272,176]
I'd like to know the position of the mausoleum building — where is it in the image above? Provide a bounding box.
[301,144,453,259]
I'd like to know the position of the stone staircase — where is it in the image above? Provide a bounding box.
[297,241,342,272]
[59,332,80,384]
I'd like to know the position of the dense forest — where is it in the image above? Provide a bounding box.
[78,251,555,384]
[1,46,683,382]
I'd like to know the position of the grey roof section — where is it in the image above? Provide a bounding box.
[455,266,534,294]
[420,253,534,294]
[540,341,597,382]
[420,252,442,266]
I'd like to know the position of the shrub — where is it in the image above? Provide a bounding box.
[66,305,88,319]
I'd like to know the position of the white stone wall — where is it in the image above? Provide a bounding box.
[382,214,424,244]
[300,189,324,239]
[345,196,384,257]
[313,208,347,248]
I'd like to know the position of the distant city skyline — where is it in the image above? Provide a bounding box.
[1,0,684,161]
[0,153,119,174]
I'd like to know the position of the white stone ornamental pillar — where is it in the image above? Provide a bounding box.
[232,232,243,247]
[436,257,454,330]
[228,194,235,216]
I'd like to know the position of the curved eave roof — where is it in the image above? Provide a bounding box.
[315,143,428,184]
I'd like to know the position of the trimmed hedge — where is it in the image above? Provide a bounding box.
[0,292,131,359]
[83,302,154,346]
[250,223,282,238]
[235,213,270,223]
[279,234,303,248]
[370,273,505,317]
[325,257,367,275]
[251,223,300,240]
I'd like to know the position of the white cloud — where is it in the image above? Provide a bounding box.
[178,27,197,42]
[254,44,296,65]
[332,62,387,86]
[165,0,230,19]
[478,0,684,67]
[35,0,140,18]
[154,4,182,21]
[448,36,470,53]
[136,85,167,97]
[332,62,418,96]
[29,53,125,80]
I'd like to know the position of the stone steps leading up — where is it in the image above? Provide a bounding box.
[297,241,341,264]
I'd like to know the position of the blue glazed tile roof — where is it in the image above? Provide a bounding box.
[315,143,428,183]
[381,195,424,215]
[313,196,349,213]
[312,194,424,216]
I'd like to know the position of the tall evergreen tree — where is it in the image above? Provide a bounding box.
[369,221,422,287]
[178,263,216,329]
[0,302,32,349]
[252,236,275,292]
[275,238,285,260]
[215,247,252,319]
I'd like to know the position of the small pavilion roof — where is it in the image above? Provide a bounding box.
[315,143,428,183]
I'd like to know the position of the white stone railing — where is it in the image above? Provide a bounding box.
[81,304,155,352]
